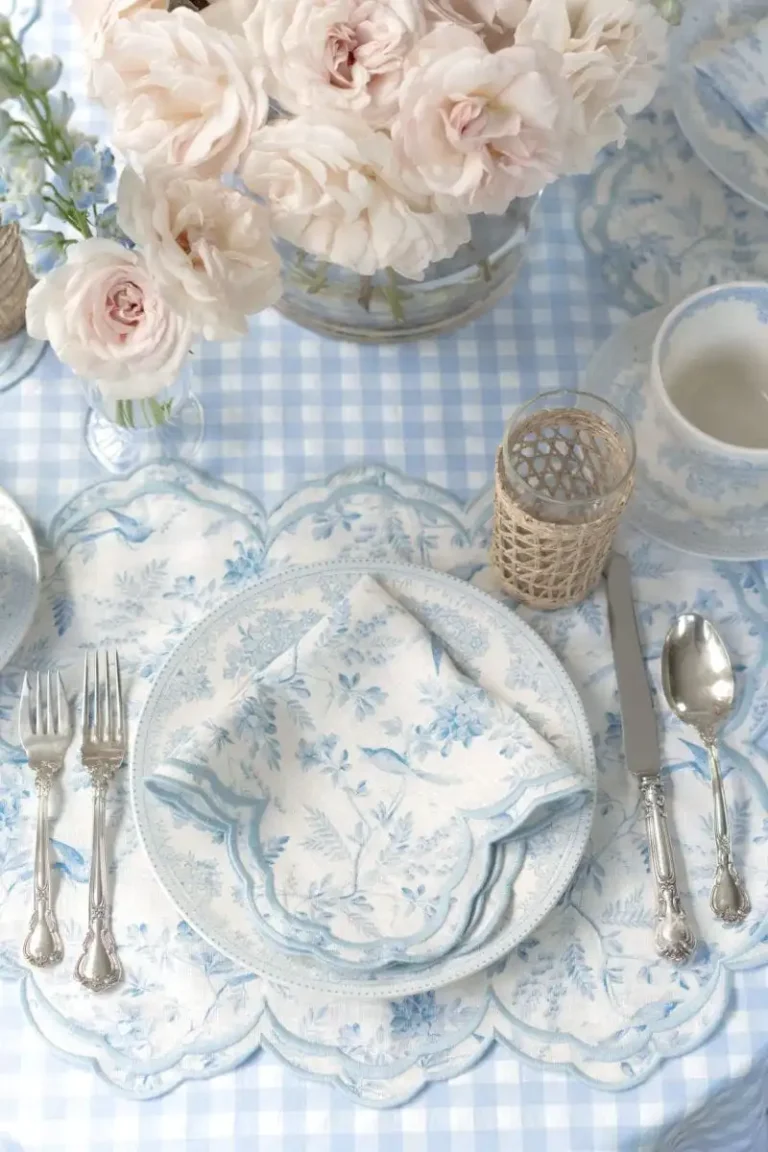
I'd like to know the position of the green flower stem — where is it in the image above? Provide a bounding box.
[115,399,135,429]
[383,269,406,324]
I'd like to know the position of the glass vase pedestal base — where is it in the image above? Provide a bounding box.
[84,394,204,476]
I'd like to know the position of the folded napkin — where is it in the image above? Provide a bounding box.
[147,575,592,969]
[695,21,768,142]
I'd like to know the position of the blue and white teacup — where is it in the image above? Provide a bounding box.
[651,282,768,464]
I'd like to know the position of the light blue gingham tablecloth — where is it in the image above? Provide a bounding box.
[0,4,765,1150]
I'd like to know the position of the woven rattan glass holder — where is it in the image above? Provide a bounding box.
[0,223,31,341]
[491,390,635,610]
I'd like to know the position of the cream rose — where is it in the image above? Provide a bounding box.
[93,8,268,177]
[515,0,667,171]
[393,25,570,214]
[117,168,282,340]
[243,0,426,127]
[26,238,192,399]
[241,112,470,278]
[69,0,165,90]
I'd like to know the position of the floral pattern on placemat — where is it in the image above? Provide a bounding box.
[0,461,764,1106]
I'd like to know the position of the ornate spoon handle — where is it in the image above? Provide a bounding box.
[74,780,122,992]
[23,774,63,967]
[639,776,696,963]
[706,740,750,923]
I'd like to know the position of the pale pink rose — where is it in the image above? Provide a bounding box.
[244,0,426,128]
[425,0,529,36]
[393,25,570,214]
[92,8,268,177]
[241,112,470,278]
[515,0,667,171]
[117,168,282,340]
[25,239,192,399]
[68,0,165,90]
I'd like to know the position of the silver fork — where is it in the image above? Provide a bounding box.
[19,671,70,968]
[74,650,125,992]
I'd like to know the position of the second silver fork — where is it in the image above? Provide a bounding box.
[75,650,126,993]
[20,671,70,968]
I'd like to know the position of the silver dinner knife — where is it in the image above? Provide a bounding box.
[605,552,696,964]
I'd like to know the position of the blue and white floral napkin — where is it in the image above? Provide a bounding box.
[695,21,768,141]
[149,575,592,971]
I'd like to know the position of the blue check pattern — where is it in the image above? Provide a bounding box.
[0,4,765,1151]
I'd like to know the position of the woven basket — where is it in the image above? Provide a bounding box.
[491,406,634,609]
[0,223,31,341]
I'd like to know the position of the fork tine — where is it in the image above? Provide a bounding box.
[105,650,112,741]
[56,672,66,735]
[94,651,101,741]
[81,652,90,738]
[34,672,42,738]
[46,670,52,735]
[19,672,31,740]
[114,650,124,742]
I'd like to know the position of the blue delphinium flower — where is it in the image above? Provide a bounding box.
[54,142,116,211]
[96,201,135,248]
[24,228,69,274]
[0,151,46,224]
[26,54,63,92]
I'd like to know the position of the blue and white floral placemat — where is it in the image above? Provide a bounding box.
[0,462,765,1151]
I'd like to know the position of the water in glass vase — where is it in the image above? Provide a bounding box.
[83,359,204,475]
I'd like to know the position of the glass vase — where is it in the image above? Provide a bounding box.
[82,357,204,476]
[275,197,538,343]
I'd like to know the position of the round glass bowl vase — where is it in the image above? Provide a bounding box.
[82,358,204,476]
[275,198,537,343]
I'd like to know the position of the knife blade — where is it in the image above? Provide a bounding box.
[604,552,696,964]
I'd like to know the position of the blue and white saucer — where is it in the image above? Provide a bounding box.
[0,487,39,670]
[672,0,768,211]
[584,308,768,560]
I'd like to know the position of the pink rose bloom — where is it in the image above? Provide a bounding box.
[425,0,530,38]
[26,239,192,399]
[243,0,426,128]
[242,111,470,278]
[117,168,282,340]
[69,0,166,89]
[393,25,570,214]
[515,0,667,171]
[93,8,268,177]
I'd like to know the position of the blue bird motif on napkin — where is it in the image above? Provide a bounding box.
[77,508,153,547]
[359,745,457,785]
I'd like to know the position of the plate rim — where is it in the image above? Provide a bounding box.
[0,485,40,672]
[671,0,768,212]
[130,559,597,998]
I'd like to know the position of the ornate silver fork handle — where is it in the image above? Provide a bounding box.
[74,651,125,993]
[24,765,63,968]
[74,772,122,992]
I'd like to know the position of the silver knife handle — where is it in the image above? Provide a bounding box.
[639,776,696,963]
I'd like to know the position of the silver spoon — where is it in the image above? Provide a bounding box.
[662,614,750,924]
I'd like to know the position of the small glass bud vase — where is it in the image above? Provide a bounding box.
[491,390,636,609]
[0,222,46,393]
[82,356,204,476]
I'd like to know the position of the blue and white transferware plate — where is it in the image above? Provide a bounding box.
[148,574,590,973]
[584,308,768,559]
[0,486,39,671]
[672,0,768,211]
[133,561,596,998]
[577,90,768,315]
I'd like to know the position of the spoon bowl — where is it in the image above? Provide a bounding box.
[662,613,750,925]
[662,613,735,737]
